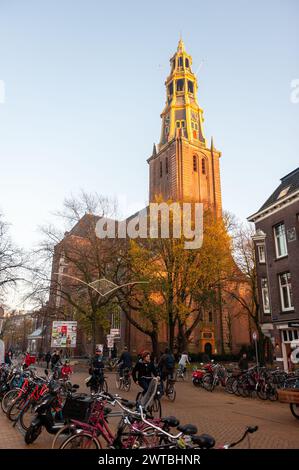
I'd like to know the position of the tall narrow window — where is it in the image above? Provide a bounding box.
[208,312,213,323]
[166,157,168,174]
[160,161,162,178]
[176,79,184,92]
[279,272,293,311]
[257,245,266,263]
[168,82,173,96]
[185,58,190,68]
[178,56,183,68]
[193,155,197,172]
[202,159,206,174]
[274,223,288,258]
[261,278,270,313]
[188,81,194,93]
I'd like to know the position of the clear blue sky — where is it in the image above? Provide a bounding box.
[0,0,298,252]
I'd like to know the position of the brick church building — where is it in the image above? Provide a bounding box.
[48,40,251,357]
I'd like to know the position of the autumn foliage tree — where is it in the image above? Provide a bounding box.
[117,203,234,356]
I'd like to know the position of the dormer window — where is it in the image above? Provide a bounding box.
[176,79,184,92]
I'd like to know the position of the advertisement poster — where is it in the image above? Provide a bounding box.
[51,321,77,348]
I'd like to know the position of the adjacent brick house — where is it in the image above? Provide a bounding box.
[248,167,299,371]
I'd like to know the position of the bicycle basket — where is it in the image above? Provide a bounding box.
[62,395,93,422]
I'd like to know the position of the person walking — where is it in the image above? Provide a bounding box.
[51,350,61,370]
[4,351,12,365]
[238,353,249,371]
[178,351,190,375]
[45,351,51,369]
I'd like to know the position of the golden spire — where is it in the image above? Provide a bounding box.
[177,36,185,53]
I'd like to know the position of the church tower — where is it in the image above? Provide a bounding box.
[148,39,222,216]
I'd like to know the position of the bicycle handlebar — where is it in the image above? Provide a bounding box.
[223,425,258,449]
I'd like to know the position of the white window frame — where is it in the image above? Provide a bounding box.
[279,272,294,312]
[274,223,288,258]
[257,244,266,263]
[261,278,270,313]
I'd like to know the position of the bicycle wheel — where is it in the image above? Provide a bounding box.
[148,398,162,418]
[231,378,240,396]
[19,402,36,432]
[167,387,176,402]
[60,432,101,449]
[52,423,78,449]
[7,397,27,422]
[123,378,131,392]
[99,380,108,393]
[256,386,267,400]
[202,374,214,392]
[225,377,234,394]
[115,373,121,390]
[267,387,278,401]
[1,389,21,414]
[290,403,299,420]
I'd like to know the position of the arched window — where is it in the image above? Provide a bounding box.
[193,155,197,172]
[202,158,206,175]
[188,81,194,93]
[176,79,184,92]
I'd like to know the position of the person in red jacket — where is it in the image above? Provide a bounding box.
[24,352,32,368]
[61,360,73,379]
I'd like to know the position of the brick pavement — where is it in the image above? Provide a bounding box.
[0,369,298,449]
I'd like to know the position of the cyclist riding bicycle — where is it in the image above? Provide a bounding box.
[158,348,175,382]
[117,346,132,379]
[132,350,157,394]
[87,348,105,392]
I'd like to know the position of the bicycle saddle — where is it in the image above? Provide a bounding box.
[191,434,215,449]
[161,416,180,427]
[177,424,198,435]
[121,399,137,409]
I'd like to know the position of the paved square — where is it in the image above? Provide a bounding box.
[0,368,298,449]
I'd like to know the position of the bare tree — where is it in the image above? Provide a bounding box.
[28,192,121,353]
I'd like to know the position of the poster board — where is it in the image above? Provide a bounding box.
[51,321,77,348]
